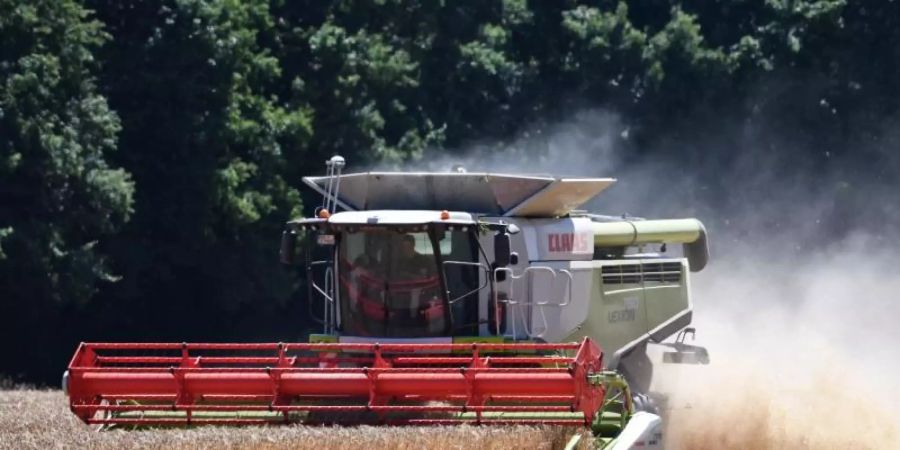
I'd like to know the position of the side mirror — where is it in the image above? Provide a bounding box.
[494,232,511,268]
[280,229,297,265]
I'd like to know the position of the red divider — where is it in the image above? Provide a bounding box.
[66,338,605,427]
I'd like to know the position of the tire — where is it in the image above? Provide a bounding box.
[618,345,653,394]
[631,392,660,415]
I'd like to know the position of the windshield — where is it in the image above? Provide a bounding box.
[338,227,479,337]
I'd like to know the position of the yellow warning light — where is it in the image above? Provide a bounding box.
[318,209,331,219]
[440,210,450,220]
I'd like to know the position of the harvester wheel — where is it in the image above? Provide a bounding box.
[618,345,653,394]
[631,392,659,415]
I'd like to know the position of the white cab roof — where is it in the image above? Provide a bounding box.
[304,172,615,217]
[328,210,476,225]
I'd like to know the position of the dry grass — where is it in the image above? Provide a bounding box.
[0,390,585,450]
[658,360,900,450]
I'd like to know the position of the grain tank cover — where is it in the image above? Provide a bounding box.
[303,172,616,216]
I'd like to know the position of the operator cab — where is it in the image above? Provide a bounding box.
[283,210,512,339]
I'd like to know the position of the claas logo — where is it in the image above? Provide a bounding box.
[547,233,591,253]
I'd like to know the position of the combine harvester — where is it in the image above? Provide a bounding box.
[64,156,710,449]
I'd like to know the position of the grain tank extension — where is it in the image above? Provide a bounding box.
[64,157,710,449]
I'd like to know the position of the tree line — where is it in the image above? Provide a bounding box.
[2,0,897,384]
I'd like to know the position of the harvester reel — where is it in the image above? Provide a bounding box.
[66,339,609,428]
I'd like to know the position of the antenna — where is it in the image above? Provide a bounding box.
[322,155,346,214]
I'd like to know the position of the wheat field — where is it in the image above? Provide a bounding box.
[0,390,587,450]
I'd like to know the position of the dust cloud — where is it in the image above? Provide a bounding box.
[395,109,900,449]
[658,234,900,449]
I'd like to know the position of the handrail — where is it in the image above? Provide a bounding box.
[441,260,490,305]
[308,260,334,333]
[493,266,573,339]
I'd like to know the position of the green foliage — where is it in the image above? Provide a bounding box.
[298,11,441,163]
[79,0,315,325]
[0,0,134,304]
[561,4,648,84]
